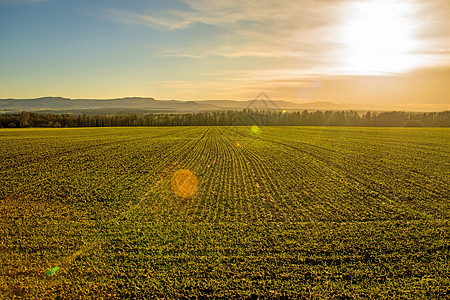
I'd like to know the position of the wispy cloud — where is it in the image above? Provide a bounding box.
[103,0,450,101]
[108,9,194,30]
[107,0,450,68]
[154,65,450,109]
[109,1,305,30]
[107,0,344,60]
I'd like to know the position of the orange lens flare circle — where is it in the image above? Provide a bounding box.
[170,169,198,198]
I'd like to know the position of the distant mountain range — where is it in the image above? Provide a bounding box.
[0,97,444,114]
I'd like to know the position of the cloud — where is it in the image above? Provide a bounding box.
[107,0,345,60]
[411,0,450,62]
[107,0,349,37]
[106,0,450,79]
[154,65,450,109]
[110,1,308,30]
[108,9,194,30]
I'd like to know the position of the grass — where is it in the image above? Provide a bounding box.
[1,126,449,299]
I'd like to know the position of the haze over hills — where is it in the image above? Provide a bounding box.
[0,97,447,114]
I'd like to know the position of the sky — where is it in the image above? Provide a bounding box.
[0,0,449,110]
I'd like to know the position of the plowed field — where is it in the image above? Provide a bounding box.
[1,127,449,299]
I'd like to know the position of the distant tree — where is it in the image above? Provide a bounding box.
[0,110,449,128]
[19,111,31,127]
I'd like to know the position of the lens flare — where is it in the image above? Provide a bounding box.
[45,266,60,277]
[251,125,261,137]
[170,170,198,198]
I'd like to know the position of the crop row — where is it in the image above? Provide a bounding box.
[1,126,448,298]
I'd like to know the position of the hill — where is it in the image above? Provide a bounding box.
[1,97,380,114]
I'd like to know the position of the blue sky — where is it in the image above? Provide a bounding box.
[1,0,449,110]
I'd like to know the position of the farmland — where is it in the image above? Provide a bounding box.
[1,126,449,299]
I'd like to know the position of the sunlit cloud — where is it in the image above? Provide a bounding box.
[108,0,449,74]
[110,1,313,30]
[108,9,193,30]
[152,64,450,111]
[108,0,343,61]
[1,0,448,108]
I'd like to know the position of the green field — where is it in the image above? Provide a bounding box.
[1,127,449,299]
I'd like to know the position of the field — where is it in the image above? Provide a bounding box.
[1,126,449,299]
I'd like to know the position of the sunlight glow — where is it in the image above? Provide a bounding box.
[340,0,420,73]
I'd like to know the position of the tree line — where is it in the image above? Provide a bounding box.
[1,110,449,128]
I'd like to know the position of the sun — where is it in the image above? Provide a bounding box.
[340,0,419,74]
